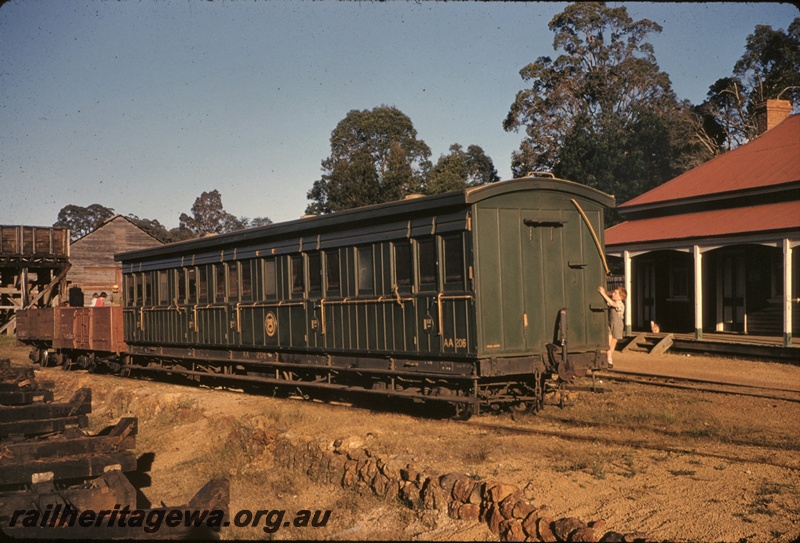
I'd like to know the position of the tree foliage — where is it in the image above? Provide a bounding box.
[54,190,271,244]
[696,18,799,153]
[503,2,702,209]
[178,189,268,238]
[426,144,499,194]
[54,204,116,241]
[306,105,432,214]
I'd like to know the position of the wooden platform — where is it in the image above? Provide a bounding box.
[667,332,799,364]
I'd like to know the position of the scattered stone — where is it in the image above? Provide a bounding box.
[599,532,625,543]
[553,517,588,541]
[570,526,598,542]
[458,503,480,522]
[452,476,474,502]
[538,516,556,543]
[500,518,526,542]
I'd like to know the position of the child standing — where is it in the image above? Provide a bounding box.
[598,286,627,367]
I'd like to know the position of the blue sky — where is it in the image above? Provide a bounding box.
[1,1,797,229]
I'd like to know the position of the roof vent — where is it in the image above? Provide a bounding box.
[528,171,555,179]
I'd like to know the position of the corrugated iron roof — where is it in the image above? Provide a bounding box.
[620,114,800,208]
[605,200,800,247]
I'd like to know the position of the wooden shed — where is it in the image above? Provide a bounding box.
[69,216,163,306]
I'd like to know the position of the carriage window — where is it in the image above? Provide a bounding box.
[135,273,143,305]
[241,261,252,301]
[291,255,304,297]
[326,250,340,294]
[394,241,412,291]
[144,272,153,305]
[228,262,239,301]
[357,245,374,295]
[198,266,208,304]
[443,234,465,286]
[263,259,276,299]
[307,252,321,296]
[215,264,226,302]
[125,275,134,307]
[176,269,186,302]
[187,268,197,303]
[158,271,169,305]
[417,238,437,289]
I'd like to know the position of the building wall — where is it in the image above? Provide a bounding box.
[68,217,162,305]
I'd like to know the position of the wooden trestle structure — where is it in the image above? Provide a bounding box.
[0,226,70,335]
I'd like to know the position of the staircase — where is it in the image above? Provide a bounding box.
[622,333,674,355]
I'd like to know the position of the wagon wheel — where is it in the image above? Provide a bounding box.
[450,401,476,421]
[510,400,538,420]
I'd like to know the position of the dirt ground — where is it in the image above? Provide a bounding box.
[2,339,799,542]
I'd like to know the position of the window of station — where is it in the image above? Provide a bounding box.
[228,263,240,301]
[214,264,226,302]
[307,252,321,297]
[157,270,169,305]
[263,258,277,300]
[394,240,413,292]
[357,245,374,295]
[325,250,341,295]
[240,261,252,301]
[290,255,304,298]
[417,237,437,291]
[443,234,465,289]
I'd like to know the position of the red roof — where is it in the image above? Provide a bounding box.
[621,114,800,208]
[606,200,800,247]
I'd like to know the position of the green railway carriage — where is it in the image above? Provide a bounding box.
[116,175,614,416]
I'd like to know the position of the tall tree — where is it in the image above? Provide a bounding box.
[503,2,700,208]
[427,144,500,194]
[697,18,799,153]
[306,106,432,214]
[178,190,263,237]
[54,203,116,241]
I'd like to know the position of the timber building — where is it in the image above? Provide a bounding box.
[606,100,800,347]
[69,216,163,306]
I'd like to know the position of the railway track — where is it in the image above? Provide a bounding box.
[591,368,800,404]
[459,418,800,472]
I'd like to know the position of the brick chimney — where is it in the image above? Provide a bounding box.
[754,99,793,135]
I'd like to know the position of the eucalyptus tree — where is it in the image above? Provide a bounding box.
[503,2,700,209]
[426,144,499,195]
[697,18,799,153]
[306,105,432,214]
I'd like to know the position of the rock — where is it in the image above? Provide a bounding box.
[521,510,540,538]
[570,527,598,542]
[589,521,607,535]
[499,494,520,519]
[468,481,484,504]
[486,505,504,533]
[458,503,480,522]
[538,516,556,543]
[512,499,537,519]
[452,477,475,502]
[487,482,520,504]
[422,478,448,512]
[439,472,468,494]
[553,517,588,542]
[599,532,625,543]
[500,519,526,542]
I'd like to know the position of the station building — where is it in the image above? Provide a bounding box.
[605,100,799,347]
